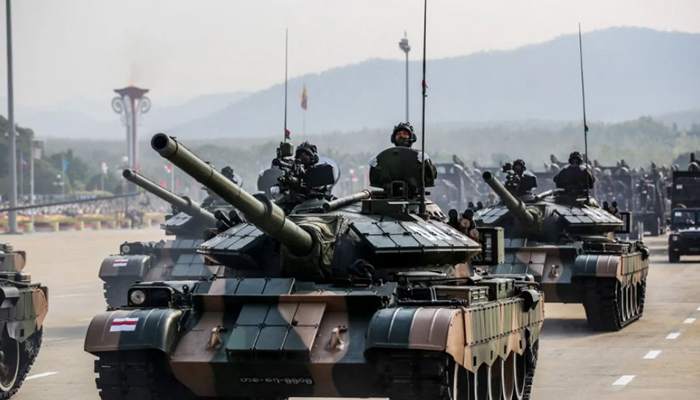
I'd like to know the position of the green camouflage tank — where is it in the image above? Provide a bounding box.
[84,135,545,400]
[99,169,237,308]
[475,171,649,331]
[0,244,49,398]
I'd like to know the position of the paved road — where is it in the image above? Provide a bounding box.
[4,229,699,399]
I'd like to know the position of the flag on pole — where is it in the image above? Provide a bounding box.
[584,123,589,133]
[285,129,291,140]
[300,85,308,110]
[164,164,172,174]
[20,154,28,171]
[61,156,69,173]
[158,179,167,187]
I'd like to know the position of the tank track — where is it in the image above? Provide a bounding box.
[522,342,538,400]
[383,351,453,400]
[583,278,646,331]
[0,329,43,399]
[95,351,197,400]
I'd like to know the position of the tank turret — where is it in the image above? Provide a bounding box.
[123,169,217,227]
[151,133,313,256]
[482,171,539,226]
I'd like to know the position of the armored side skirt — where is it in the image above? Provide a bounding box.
[85,296,544,398]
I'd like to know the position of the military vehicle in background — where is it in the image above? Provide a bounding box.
[475,171,649,331]
[667,153,700,263]
[99,169,239,309]
[85,134,545,400]
[431,155,483,212]
[0,244,49,398]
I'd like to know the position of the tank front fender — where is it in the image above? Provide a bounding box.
[98,255,152,281]
[573,253,648,283]
[84,309,182,355]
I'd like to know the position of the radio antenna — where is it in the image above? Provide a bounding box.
[283,28,289,142]
[418,0,428,217]
[578,23,595,200]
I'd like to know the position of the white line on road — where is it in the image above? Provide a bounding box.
[684,318,696,324]
[643,350,661,359]
[613,375,635,386]
[26,372,59,381]
[54,293,89,299]
[667,332,681,339]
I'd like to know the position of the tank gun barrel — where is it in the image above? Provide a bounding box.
[482,171,536,226]
[150,133,314,255]
[322,190,372,212]
[122,169,218,227]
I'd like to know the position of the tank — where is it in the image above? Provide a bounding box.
[0,244,49,398]
[84,134,545,400]
[475,171,649,331]
[99,169,238,309]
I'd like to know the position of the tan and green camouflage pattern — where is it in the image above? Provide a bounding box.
[85,277,543,398]
[84,135,545,399]
[0,244,49,345]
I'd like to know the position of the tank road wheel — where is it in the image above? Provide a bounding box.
[95,351,196,400]
[500,355,515,400]
[0,330,20,398]
[512,352,526,400]
[475,364,490,400]
[490,358,507,400]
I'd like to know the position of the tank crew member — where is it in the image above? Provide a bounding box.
[295,141,319,168]
[602,201,610,213]
[221,166,243,186]
[512,159,538,195]
[553,151,595,194]
[457,209,480,241]
[476,201,484,210]
[368,122,438,187]
[467,201,475,210]
[608,201,621,219]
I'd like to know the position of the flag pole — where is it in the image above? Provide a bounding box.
[418,0,428,217]
[578,23,594,200]
[283,28,289,142]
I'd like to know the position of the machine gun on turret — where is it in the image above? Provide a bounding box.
[270,142,338,210]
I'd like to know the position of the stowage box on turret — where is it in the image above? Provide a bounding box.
[475,171,649,331]
[0,244,49,398]
[84,134,545,400]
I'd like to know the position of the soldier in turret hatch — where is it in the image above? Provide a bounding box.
[295,141,319,168]
[512,159,538,196]
[553,151,595,194]
[608,201,621,219]
[368,122,438,189]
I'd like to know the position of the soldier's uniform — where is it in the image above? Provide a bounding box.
[511,159,538,196]
[553,151,595,194]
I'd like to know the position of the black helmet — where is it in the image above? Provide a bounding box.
[462,209,474,219]
[513,159,526,170]
[611,201,618,208]
[391,122,417,147]
[295,141,319,166]
[569,151,583,164]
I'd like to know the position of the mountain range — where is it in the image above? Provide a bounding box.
[3,27,700,140]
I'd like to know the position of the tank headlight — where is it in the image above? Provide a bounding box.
[671,235,679,242]
[120,244,131,254]
[129,289,146,305]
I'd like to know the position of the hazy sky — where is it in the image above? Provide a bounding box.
[0,0,698,106]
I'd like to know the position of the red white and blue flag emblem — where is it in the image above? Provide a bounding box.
[110,317,139,332]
